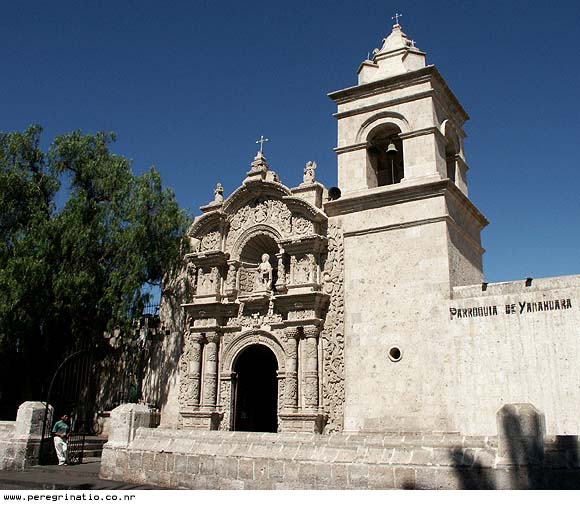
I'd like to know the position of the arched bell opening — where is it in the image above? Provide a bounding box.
[445,131,460,184]
[366,123,404,187]
[238,233,279,294]
[232,344,279,433]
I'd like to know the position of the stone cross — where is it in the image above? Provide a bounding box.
[256,135,269,153]
[392,13,402,25]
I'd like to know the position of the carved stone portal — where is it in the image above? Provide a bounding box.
[180,171,343,434]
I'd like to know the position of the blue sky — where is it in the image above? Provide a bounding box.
[2,0,579,283]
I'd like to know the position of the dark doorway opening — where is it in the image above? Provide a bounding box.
[233,344,278,432]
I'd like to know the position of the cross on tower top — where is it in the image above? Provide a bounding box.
[392,12,402,26]
[256,135,269,154]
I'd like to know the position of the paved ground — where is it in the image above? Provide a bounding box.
[0,459,164,490]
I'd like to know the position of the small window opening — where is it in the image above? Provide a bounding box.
[388,346,402,362]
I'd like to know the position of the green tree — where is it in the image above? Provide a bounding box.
[0,126,189,416]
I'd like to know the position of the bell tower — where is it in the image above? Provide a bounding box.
[325,20,488,432]
[330,21,470,195]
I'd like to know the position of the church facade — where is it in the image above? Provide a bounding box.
[100,21,580,489]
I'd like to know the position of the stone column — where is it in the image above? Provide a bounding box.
[283,327,300,410]
[187,332,204,407]
[303,325,320,410]
[202,332,220,409]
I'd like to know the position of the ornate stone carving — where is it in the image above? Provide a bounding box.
[203,377,217,406]
[292,216,313,236]
[276,252,287,290]
[238,267,255,293]
[292,254,314,284]
[304,376,319,408]
[302,325,320,409]
[278,376,286,416]
[283,327,300,359]
[200,230,220,251]
[228,309,283,328]
[206,344,218,362]
[226,263,237,292]
[202,333,220,408]
[254,201,268,223]
[197,267,215,295]
[219,379,232,431]
[179,332,204,409]
[225,200,294,251]
[320,223,345,432]
[186,261,197,293]
[212,267,221,294]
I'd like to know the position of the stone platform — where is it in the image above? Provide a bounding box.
[99,428,580,490]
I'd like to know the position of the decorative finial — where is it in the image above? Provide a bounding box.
[391,12,402,26]
[213,182,224,204]
[302,161,317,185]
[256,135,269,154]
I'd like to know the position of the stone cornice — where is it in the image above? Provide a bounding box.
[184,250,229,266]
[324,179,487,229]
[221,180,292,214]
[398,126,444,141]
[333,89,434,120]
[282,196,327,222]
[328,65,468,123]
[334,127,444,154]
[329,66,433,104]
[274,291,329,314]
[334,142,367,155]
[188,211,226,237]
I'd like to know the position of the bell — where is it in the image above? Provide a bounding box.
[386,141,398,156]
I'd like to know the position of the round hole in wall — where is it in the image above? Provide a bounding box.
[388,346,402,362]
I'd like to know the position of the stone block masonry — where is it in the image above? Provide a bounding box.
[0,402,52,471]
[100,426,580,489]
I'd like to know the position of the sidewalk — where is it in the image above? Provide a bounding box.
[0,459,164,490]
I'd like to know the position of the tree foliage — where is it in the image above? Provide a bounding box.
[0,126,189,410]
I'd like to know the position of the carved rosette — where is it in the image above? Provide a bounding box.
[202,332,220,408]
[283,327,300,409]
[292,216,313,236]
[321,224,345,432]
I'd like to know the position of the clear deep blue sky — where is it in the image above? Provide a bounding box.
[2,0,579,282]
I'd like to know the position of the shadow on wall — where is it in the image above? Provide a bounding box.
[450,405,580,490]
[140,272,187,415]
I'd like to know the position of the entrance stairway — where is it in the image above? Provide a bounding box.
[83,436,108,460]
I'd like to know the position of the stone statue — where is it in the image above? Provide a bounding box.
[254,253,273,290]
[214,183,224,203]
[303,161,317,184]
[226,264,237,291]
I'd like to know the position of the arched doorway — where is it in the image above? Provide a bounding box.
[233,344,278,432]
